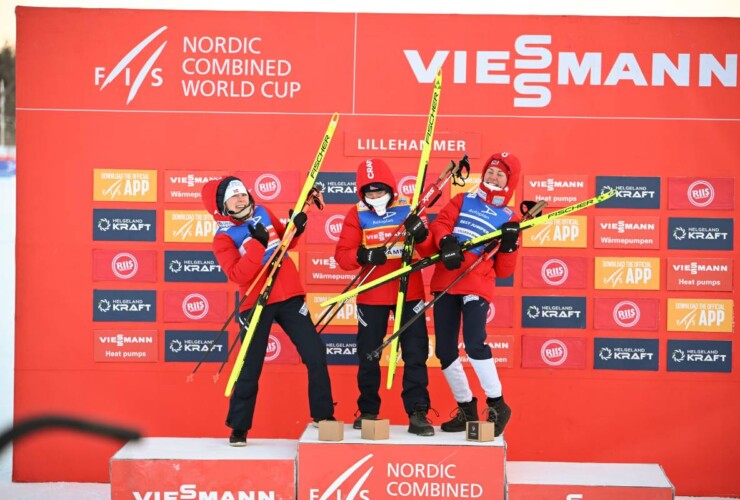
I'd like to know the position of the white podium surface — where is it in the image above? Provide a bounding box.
[507,461,673,487]
[298,423,505,447]
[112,437,298,460]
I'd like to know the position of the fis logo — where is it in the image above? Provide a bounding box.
[307,454,373,499]
[94,26,167,104]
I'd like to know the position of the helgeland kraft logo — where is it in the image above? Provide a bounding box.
[522,296,586,329]
[93,290,156,322]
[668,217,733,250]
[596,176,660,209]
[164,251,226,282]
[93,209,156,241]
[594,338,658,371]
[94,26,167,104]
[317,172,357,204]
[667,340,732,373]
[165,330,227,362]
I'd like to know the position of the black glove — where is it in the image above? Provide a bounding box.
[499,221,520,253]
[404,214,428,243]
[248,223,269,248]
[290,210,308,237]
[439,234,463,270]
[357,246,387,266]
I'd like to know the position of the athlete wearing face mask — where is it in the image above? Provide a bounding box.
[334,158,437,436]
[428,152,522,438]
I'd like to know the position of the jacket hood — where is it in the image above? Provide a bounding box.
[355,158,397,203]
[479,152,521,207]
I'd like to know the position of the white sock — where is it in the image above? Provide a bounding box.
[442,358,473,403]
[469,357,502,399]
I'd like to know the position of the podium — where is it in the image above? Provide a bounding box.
[297,424,506,500]
[110,437,297,500]
[506,461,674,500]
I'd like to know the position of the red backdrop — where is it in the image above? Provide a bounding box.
[14,7,739,496]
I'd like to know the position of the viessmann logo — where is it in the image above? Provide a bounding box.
[94,26,168,104]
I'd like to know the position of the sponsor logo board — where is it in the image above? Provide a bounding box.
[594,257,660,290]
[163,291,229,322]
[522,216,587,248]
[93,290,156,322]
[667,299,733,333]
[164,330,228,362]
[306,293,357,326]
[93,209,156,241]
[305,212,346,244]
[596,176,661,209]
[668,177,734,210]
[264,328,300,365]
[164,210,219,243]
[305,252,357,285]
[459,335,515,369]
[666,257,733,291]
[486,296,514,328]
[165,251,226,282]
[322,334,358,365]
[92,249,157,282]
[523,175,589,207]
[315,172,357,204]
[594,215,660,249]
[93,169,157,202]
[521,336,586,369]
[594,338,659,371]
[522,256,587,289]
[594,298,660,331]
[94,330,158,362]
[667,340,732,373]
[522,296,586,329]
[668,217,733,250]
[164,170,226,202]
[234,170,300,203]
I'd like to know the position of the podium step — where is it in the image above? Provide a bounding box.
[298,423,506,500]
[506,461,674,500]
[110,437,297,500]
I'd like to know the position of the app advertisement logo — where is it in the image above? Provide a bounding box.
[594,215,660,249]
[594,257,660,290]
[522,175,589,207]
[164,210,219,243]
[596,176,661,209]
[305,212,346,244]
[521,336,586,369]
[94,330,158,362]
[306,293,357,326]
[668,217,733,250]
[321,334,358,365]
[164,251,226,283]
[522,256,587,289]
[594,298,660,331]
[93,290,156,322]
[522,216,587,248]
[93,209,156,242]
[234,170,300,203]
[667,299,733,333]
[344,130,481,158]
[304,252,357,285]
[668,177,734,210]
[486,296,514,328]
[666,257,733,291]
[164,170,225,202]
[594,338,659,371]
[93,169,157,202]
[163,291,229,323]
[316,172,357,204]
[165,330,228,362]
[381,336,439,368]
[667,340,732,373]
[521,296,586,329]
[92,249,157,282]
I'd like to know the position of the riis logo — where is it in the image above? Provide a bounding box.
[93,169,157,202]
[594,257,660,290]
[667,299,733,333]
[522,216,586,248]
[521,335,587,369]
[668,217,733,250]
[596,176,661,209]
[594,338,659,371]
[667,177,734,210]
[667,340,732,373]
[164,210,219,243]
[94,26,167,104]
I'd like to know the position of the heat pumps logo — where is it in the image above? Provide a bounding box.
[94,26,168,104]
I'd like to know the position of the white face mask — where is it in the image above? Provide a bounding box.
[365,193,391,216]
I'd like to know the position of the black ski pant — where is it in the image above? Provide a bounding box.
[356,301,431,415]
[226,296,334,432]
[433,293,492,369]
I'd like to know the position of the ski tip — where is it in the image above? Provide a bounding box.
[212,373,220,384]
[185,374,194,383]
[330,112,339,123]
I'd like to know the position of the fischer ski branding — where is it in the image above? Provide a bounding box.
[225,113,339,397]
[321,189,617,307]
[387,67,442,389]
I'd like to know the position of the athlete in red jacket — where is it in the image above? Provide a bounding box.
[429,152,522,437]
[202,176,334,446]
[334,159,436,435]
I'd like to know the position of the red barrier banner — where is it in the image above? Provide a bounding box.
[92,249,157,282]
[522,256,588,289]
[522,336,587,369]
[163,290,229,322]
[668,177,735,210]
[594,298,660,331]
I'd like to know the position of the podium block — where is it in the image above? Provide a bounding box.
[298,424,506,500]
[110,437,297,500]
[506,461,674,500]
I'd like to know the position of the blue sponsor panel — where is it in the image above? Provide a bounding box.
[93,290,156,322]
[667,340,732,373]
[595,176,661,209]
[594,338,659,371]
[93,209,157,241]
[667,217,733,251]
[496,275,514,287]
[522,296,586,329]
[165,250,227,282]
[316,172,357,204]
[165,330,228,362]
[322,334,358,365]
